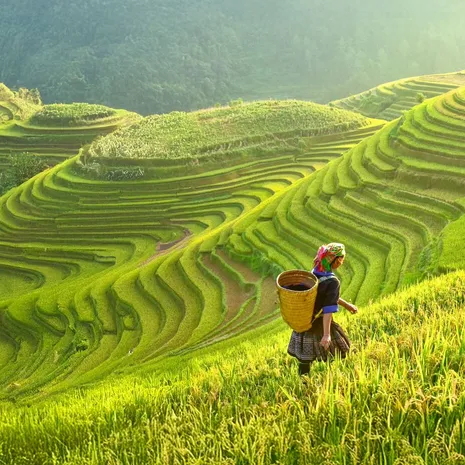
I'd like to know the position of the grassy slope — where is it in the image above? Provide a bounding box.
[330,71,465,120]
[0,84,141,172]
[85,100,370,162]
[0,101,379,399]
[4,83,465,401]
[1,270,465,464]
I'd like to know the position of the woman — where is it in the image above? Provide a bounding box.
[287,242,358,375]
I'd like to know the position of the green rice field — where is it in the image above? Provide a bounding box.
[1,271,465,464]
[1,77,465,464]
[331,71,465,121]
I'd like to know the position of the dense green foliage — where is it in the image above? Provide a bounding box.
[0,152,48,195]
[30,103,117,126]
[1,271,465,464]
[87,100,368,161]
[1,0,465,114]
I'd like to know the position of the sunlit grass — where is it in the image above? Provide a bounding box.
[87,100,369,161]
[1,271,465,464]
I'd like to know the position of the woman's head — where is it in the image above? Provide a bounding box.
[314,242,346,272]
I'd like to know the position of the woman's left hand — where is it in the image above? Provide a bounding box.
[347,303,358,314]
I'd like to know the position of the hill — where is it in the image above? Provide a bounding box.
[2,1,465,114]
[0,84,141,194]
[277,84,465,306]
[330,71,465,120]
[0,101,379,398]
[2,79,465,463]
[85,100,370,164]
[1,270,465,464]
[2,83,465,404]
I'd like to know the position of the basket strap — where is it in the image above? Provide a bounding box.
[313,308,323,321]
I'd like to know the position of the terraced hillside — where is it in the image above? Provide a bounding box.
[3,84,465,401]
[0,101,380,398]
[331,71,465,120]
[238,85,465,308]
[3,270,465,464]
[0,86,141,176]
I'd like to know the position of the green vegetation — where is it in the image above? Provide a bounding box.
[0,152,49,195]
[2,75,465,464]
[2,271,465,464]
[0,83,14,101]
[0,84,141,193]
[3,83,465,400]
[30,103,117,126]
[0,85,41,121]
[331,72,465,120]
[2,1,465,114]
[86,100,369,162]
[0,109,381,398]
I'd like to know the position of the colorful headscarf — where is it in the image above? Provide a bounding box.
[314,243,346,272]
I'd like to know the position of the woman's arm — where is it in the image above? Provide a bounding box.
[338,297,358,314]
[320,314,332,350]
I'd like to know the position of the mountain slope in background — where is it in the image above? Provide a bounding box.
[1,0,465,114]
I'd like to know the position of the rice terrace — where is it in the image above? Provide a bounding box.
[2,66,465,465]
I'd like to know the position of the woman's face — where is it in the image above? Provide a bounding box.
[331,255,345,270]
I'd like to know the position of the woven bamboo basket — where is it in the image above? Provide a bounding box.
[276,269,318,332]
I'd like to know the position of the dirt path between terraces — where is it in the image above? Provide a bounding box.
[140,229,192,266]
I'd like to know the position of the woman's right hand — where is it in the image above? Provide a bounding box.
[320,334,331,350]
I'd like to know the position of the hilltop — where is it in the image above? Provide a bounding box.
[85,100,370,164]
[0,83,140,194]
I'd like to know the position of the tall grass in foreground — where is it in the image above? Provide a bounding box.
[1,271,465,465]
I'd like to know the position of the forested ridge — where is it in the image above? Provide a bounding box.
[1,0,465,114]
